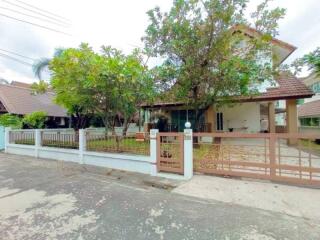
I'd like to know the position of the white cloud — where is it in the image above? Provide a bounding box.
[0,0,319,82]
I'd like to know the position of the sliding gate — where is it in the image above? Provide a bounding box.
[193,132,320,186]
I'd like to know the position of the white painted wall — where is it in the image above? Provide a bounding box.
[299,126,320,135]
[4,128,193,180]
[6,144,155,175]
[219,102,261,133]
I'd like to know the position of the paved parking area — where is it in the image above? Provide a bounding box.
[0,153,320,240]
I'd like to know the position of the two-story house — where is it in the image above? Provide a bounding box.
[141,26,313,135]
[298,72,320,134]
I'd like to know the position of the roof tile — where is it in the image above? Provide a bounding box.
[0,84,67,117]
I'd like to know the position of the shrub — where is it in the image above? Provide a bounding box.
[0,113,22,129]
[23,111,48,129]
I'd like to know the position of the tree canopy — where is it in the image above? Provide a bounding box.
[143,0,286,113]
[291,47,320,77]
[49,43,155,132]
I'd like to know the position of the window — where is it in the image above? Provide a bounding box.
[297,99,304,105]
[216,112,223,131]
[300,117,320,127]
[311,82,320,94]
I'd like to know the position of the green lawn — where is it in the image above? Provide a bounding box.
[13,139,35,145]
[87,138,150,155]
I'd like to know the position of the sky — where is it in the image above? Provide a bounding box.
[0,0,319,83]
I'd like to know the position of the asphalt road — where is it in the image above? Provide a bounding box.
[0,153,319,240]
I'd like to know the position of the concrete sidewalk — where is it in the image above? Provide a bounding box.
[173,175,320,220]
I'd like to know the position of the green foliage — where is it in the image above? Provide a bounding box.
[49,43,155,132]
[31,80,50,95]
[32,48,65,80]
[292,47,320,76]
[0,114,22,129]
[143,0,285,111]
[22,111,47,129]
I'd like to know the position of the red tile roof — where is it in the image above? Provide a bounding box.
[298,100,320,117]
[237,72,314,102]
[142,72,314,108]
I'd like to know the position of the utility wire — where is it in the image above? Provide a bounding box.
[2,0,71,26]
[0,52,32,66]
[0,48,36,61]
[0,6,69,28]
[0,13,71,35]
[13,0,70,23]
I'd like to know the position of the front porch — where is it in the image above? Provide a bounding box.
[143,99,299,137]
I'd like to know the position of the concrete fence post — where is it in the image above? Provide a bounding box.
[35,129,41,158]
[149,129,159,176]
[4,127,11,153]
[184,129,193,179]
[79,129,86,164]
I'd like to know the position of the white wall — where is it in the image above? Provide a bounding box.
[299,126,320,135]
[219,102,261,133]
[6,144,156,175]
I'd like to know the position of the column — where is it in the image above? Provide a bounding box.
[149,129,158,176]
[184,129,193,179]
[268,102,275,133]
[79,129,86,164]
[286,99,298,145]
[4,127,11,153]
[35,129,41,158]
[205,105,215,132]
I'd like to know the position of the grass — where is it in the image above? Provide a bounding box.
[87,138,150,155]
[298,139,320,156]
[14,139,35,145]
[42,140,79,149]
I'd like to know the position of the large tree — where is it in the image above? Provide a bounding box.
[143,0,285,126]
[49,43,155,134]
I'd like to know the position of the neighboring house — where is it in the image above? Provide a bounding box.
[142,26,313,135]
[0,82,69,128]
[298,72,320,133]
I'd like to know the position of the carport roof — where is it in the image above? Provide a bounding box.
[141,72,314,108]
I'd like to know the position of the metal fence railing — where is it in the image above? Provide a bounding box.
[9,130,35,145]
[157,133,184,174]
[193,132,320,186]
[86,130,150,156]
[41,130,79,149]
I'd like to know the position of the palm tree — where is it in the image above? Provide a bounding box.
[32,48,65,80]
[32,48,65,94]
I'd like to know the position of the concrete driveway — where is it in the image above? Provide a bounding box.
[0,153,320,240]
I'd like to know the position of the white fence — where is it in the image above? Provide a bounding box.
[5,128,158,176]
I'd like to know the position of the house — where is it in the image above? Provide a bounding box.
[0,82,69,128]
[141,26,314,136]
[298,72,320,134]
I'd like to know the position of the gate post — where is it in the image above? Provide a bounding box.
[79,129,86,164]
[184,129,193,179]
[4,127,11,153]
[269,133,276,177]
[35,129,41,158]
[150,129,159,176]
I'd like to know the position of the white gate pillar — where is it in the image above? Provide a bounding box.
[79,129,86,164]
[184,129,193,179]
[150,129,159,176]
[4,127,11,153]
[35,129,41,158]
